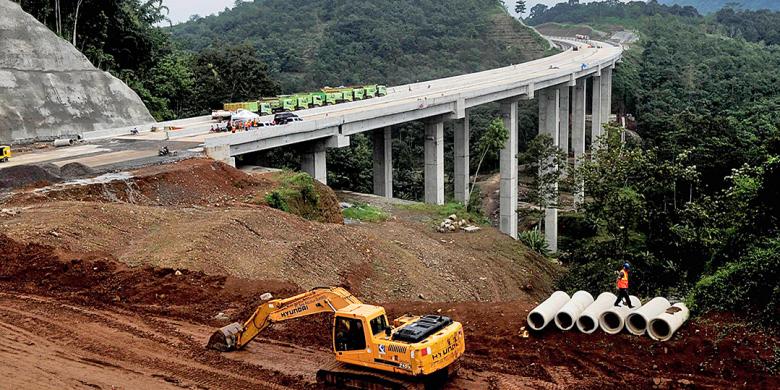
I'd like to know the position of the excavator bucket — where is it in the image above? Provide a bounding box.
[207,322,243,352]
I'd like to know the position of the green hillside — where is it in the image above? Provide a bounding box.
[660,0,780,13]
[170,0,552,92]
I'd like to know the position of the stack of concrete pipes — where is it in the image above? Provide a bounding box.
[527,291,689,341]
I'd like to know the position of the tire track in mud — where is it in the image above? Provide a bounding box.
[0,294,308,390]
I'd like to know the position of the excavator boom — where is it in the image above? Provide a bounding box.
[207,287,361,351]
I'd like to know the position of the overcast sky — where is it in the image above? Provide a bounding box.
[163,0,634,25]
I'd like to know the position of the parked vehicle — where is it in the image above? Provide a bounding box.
[0,145,11,162]
[212,109,232,121]
[273,112,300,125]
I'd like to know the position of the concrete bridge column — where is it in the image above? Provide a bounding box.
[591,74,603,152]
[600,66,613,137]
[424,118,444,205]
[205,144,236,168]
[301,140,327,184]
[572,77,587,208]
[558,85,570,156]
[539,87,560,253]
[372,127,393,198]
[453,110,470,203]
[499,98,519,239]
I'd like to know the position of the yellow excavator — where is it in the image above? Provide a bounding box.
[0,145,10,162]
[207,287,465,389]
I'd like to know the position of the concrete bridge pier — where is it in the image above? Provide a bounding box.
[204,144,236,168]
[591,74,602,152]
[601,66,613,136]
[424,118,445,205]
[539,87,561,253]
[572,77,587,208]
[558,85,571,157]
[453,110,470,203]
[372,126,393,198]
[499,98,519,239]
[301,140,328,184]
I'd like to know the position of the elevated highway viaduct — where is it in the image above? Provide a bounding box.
[205,39,623,251]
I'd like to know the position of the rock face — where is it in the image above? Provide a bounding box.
[0,0,154,143]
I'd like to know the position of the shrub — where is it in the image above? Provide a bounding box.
[688,239,780,325]
[264,191,289,212]
[519,229,550,257]
[264,172,320,219]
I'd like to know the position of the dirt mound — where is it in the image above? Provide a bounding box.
[0,233,299,322]
[8,158,273,206]
[131,159,261,206]
[38,162,62,177]
[314,180,344,224]
[0,164,63,189]
[0,200,554,303]
[59,162,95,178]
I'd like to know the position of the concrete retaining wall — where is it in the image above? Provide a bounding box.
[0,0,153,144]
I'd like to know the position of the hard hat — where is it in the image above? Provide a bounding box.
[623,262,631,269]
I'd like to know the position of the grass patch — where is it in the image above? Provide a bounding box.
[342,203,389,222]
[264,172,320,219]
[399,202,488,225]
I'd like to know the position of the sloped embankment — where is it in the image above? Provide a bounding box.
[1,158,557,303]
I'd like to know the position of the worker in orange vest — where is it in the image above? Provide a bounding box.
[614,262,634,308]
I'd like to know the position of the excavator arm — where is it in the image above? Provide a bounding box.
[207,287,362,351]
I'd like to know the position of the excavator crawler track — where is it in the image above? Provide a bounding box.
[317,361,456,390]
[317,360,424,390]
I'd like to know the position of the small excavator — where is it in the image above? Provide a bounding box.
[207,287,465,389]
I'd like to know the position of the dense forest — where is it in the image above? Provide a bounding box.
[529,1,779,324]
[660,0,780,13]
[525,0,700,27]
[170,0,550,92]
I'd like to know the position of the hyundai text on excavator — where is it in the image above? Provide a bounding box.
[207,287,465,389]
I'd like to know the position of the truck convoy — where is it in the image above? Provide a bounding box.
[208,287,464,389]
[219,84,388,116]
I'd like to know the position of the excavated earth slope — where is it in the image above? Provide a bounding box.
[0,0,153,143]
[1,158,555,303]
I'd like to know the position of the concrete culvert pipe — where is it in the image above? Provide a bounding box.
[577,292,616,334]
[53,138,74,147]
[598,295,641,335]
[554,291,594,331]
[625,297,670,336]
[648,303,689,342]
[527,291,570,331]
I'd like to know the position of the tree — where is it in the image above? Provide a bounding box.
[191,45,280,111]
[515,0,526,15]
[528,4,548,19]
[468,117,509,209]
[518,133,567,215]
[71,0,83,47]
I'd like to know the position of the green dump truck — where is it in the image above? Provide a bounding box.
[293,94,313,110]
[325,87,353,102]
[323,91,341,105]
[377,85,387,96]
[353,87,366,100]
[310,91,326,107]
[277,96,298,112]
[364,84,378,98]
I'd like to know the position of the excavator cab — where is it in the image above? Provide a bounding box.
[0,145,10,162]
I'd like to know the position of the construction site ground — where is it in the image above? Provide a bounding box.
[1,159,778,389]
